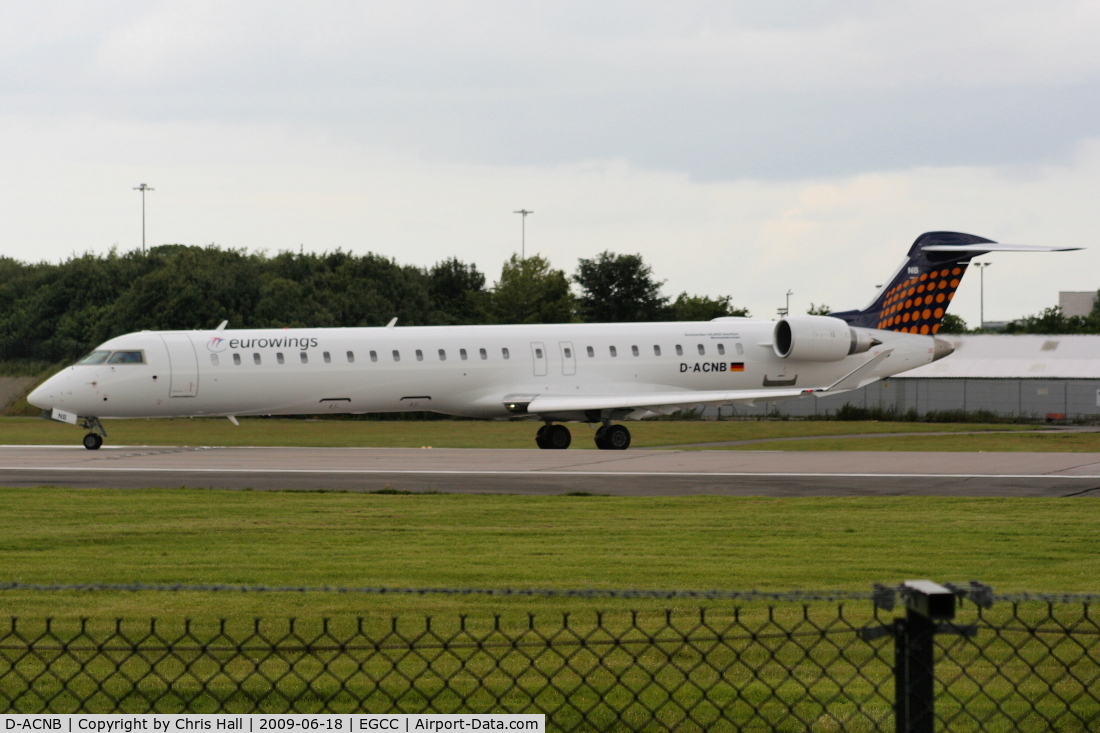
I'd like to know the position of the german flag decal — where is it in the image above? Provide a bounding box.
[730,363,745,372]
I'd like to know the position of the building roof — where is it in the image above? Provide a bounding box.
[895,334,1100,379]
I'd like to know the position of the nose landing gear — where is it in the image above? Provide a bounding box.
[79,417,107,450]
[594,423,631,450]
[535,423,572,450]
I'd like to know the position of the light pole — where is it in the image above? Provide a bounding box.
[778,289,793,318]
[513,209,533,259]
[133,183,154,253]
[974,262,992,329]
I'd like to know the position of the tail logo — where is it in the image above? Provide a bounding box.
[875,266,965,334]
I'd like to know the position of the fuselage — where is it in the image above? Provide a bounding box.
[28,319,940,422]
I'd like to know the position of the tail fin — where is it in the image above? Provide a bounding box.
[829,231,1081,334]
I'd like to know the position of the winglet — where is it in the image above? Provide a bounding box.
[821,349,893,392]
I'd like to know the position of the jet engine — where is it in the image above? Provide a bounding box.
[773,316,876,361]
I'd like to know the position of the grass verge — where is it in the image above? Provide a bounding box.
[729,431,1100,452]
[0,416,1038,449]
[1,488,1095,618]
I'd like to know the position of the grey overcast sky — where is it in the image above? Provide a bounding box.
[2,1,1098,324]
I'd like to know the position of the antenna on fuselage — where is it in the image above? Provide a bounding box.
[215,320,228,331]
[386,317,398,328]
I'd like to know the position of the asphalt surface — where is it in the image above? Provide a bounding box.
[2,445,1100,497]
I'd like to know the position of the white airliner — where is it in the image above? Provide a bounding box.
[27,232,1077,450]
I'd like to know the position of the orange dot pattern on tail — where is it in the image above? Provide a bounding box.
[875,265,966,334]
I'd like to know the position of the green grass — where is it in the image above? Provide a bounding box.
[1,489,1095,619]
[0,415,1039,449]
[730,431,1100,452]
[2,489,1096,724]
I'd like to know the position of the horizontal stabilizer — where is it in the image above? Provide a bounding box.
[922,243,1082,252]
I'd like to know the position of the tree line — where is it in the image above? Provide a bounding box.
[937,299,1100,335]
[0,246,747,361]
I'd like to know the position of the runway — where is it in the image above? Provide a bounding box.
[2,445,1100,496]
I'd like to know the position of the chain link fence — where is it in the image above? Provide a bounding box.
[1,582,1097,731]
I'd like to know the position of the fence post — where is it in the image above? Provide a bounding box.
[894,580,956,733]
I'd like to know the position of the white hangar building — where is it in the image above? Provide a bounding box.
[726,335,1100,420]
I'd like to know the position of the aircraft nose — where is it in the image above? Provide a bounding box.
[932,338,955,362]
[27,372,64,410]
[26,383,48,409]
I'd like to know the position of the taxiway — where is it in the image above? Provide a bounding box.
[2,446,1099,497]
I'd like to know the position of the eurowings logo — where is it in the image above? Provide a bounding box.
[207,337,228,353]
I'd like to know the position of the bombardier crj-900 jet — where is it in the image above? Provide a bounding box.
[29,232,1078,450]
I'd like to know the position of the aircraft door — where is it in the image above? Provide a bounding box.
[160,334,199,397]
[559,341,576,376]
[530,342,548,377]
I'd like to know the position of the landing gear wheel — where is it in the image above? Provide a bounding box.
[82,433,103,451]
[594,425,609,450]
[602,424,630,451]
[535,424,551,449]
[546,424,571,450]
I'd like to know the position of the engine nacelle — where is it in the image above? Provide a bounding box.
[773,316,876,361]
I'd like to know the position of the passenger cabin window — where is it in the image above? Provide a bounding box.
[479,348,487,360]
[253,353,261,365]
[210,354,219,366]
[77,351,111,365]
[347,351,355,363]
[609,346,617,357]
[586,346,594,357]
[108,351,145,364]
[535,347,543,359]
[370,350,378,362]
[323,351,332,363]
[393,350,401,362]
[697,344,705,355]
[736,343,744,356]
[717,344,725,355]
[277,353,285,364]
[564,347,572,358]
[300,352,308,364]
[438,349,446,361]
[502,348,510,360]
[675,345,683,356]
[415,349,423,361]
[631,345,639,357]
[233,354,242,366]
[653,345,661,356]
[460,348,468,360]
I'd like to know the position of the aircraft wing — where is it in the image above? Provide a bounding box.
[525,388,811,415]
[523,350,894,416]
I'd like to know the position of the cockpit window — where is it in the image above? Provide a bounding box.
[77,351,111,365]
[107,351,145,364]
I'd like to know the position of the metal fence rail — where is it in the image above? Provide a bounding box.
[1,585,1097,731]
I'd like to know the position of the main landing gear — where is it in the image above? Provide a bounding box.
[79,417,107,451]
[534,422,632,450]
[594,423,631,451]
[535,423,572,450]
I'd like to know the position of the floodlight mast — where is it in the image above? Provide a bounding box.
[133,183,154,254]
[974,262,992,329]
[514,209,533,259]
